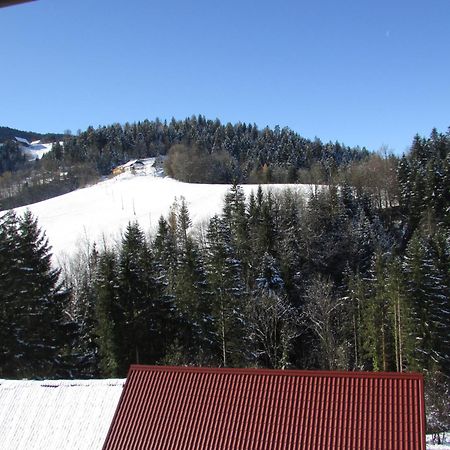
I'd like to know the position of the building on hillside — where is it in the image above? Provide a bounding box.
[128,159,145,173]
[112,164,124,175]
[14,136,31,146]
[112,157,167,176]
[103,365,426,450]
[0,378,124,450]
[112,159,145,175]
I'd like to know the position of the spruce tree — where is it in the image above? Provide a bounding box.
[343,269,367,370]
[116,221,170,375]
[0,212,21,377]
[170,199,214,363]
[223,184,251,284]
[117,222,150,372]
[277,189,304,303]
[174,234,213,364]
[403,231,449,372]
[154,215,177,297]
[18,211,72,377]
[0,211,71,378]
[67,244,100,377]
[205,215,247,367]
[384,258,415,372]
[360,252,394,371]
[94,249,120,377]
[248,252,299,369]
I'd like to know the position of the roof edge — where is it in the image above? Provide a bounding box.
[128,365,424,380]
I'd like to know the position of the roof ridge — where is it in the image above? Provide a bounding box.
[128,364,424,379]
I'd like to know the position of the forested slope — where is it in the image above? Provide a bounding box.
[0,125,449,434]
[58,116,369,182]
[1,116,370,210]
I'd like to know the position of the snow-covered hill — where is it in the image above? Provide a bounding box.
[10,169,318,265]
[23,142,55,160]
[15,138,56,160]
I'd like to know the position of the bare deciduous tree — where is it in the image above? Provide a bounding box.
[302,276,344,370]
[425,371,450,443]
[248,291,300,369]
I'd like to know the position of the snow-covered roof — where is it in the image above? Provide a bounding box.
[14,136,31,145]
[121,159,145,168]
[23,142,54,160]
[117,158,158,170]
[0,378,124,450]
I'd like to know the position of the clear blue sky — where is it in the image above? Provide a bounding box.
[1,0,449,154]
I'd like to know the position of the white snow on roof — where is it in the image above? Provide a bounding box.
[0,378,124,450]
[117,157,161,170]
[119,159,151,169]
[15,136,31,145]
[22,142,55,160]
[0,377,445,450]
[120,159,140,168]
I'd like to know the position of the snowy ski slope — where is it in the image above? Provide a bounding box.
[11,169,319,265]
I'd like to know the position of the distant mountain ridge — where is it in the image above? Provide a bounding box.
[0,126,63,143]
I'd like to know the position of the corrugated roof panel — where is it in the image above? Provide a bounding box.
[0,379,124,450]
[103,366,426,450]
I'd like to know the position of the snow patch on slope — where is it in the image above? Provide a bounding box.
[21,142,56,160]
[427,433,450,450]
[11,171,319,264]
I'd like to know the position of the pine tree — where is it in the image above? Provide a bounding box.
[94,249,120,377]
[343,269,367,370]
[65,243,101,377]
[18,211,73,377]
[248,252,299,369]
[116,222,166,374]
[223,184,250,283]
[162,198,215,364]
[363,252,394,371]
[205,215,247,367]
[0,211,72,378]
[0,212,21,377]
[403,231,449,372]
[384,258,415,372]
[174,234,213,364]
[277,190,304,304]
[117,222,155,374]
[154,215,177,297]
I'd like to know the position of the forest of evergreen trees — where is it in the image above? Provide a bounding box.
[57,116,370,183]
[0,125,449,432]
[0,126,62,147]
[0,116,371,209]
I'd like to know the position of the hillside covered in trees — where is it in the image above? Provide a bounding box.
[1,116,373,210]
[58,116,370,183]
[0,125,449,433]
[0,126,62,146]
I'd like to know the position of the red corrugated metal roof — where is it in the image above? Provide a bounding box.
[103,365,426,450]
